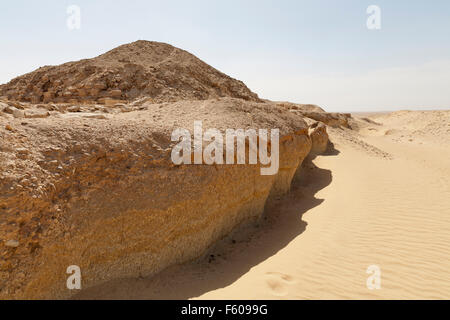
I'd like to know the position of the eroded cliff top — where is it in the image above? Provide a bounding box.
[0,97,309,197]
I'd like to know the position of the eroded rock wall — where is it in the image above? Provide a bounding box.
[0,98,312,299]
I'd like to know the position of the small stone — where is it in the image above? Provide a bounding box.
[13,109,25,118]
[25,110,50,119]
[16,148,29,155]
[38,104,57,111]
[120,106,132,113]
[67,106,81,113]
[82,114,108,120]
[2,105,15,114]
[8,101,24,110]
[5,240,19,248]
[17,272,26,279]
[5,124,13,131]
[110,89,122,98]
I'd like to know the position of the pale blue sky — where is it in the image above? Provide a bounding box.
[1,0,449,111]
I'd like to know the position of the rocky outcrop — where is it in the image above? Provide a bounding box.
[302,111,351,128]
[0,41,260,105]
[0,97,312,299]
[308,122,329,156]
[277,102,351,128]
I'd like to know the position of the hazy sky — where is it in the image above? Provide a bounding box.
[1,0,449,111]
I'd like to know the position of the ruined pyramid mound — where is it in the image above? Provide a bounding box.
[0,41,260,104]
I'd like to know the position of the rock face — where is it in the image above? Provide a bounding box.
[0,41,260,104]
[308,122,329,156]
[276,102,326,113]
[0,97,312,299]
[277,102,351,128]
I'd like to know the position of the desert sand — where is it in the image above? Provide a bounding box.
[76,110,450,300]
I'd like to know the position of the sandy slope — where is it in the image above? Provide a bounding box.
[76,110,450,300]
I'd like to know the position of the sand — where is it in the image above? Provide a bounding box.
[75,110,450,300]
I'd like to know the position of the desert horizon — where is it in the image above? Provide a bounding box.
[1,1,450,315]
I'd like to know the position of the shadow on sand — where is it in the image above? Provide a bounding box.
[324,140,340,157]
[75,148,336,300]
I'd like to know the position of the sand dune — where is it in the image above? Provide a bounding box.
[76,110,450,300]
